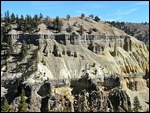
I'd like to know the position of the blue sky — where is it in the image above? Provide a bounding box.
[1,1,149,23]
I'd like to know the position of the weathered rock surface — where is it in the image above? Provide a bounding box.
[1,17,149,112]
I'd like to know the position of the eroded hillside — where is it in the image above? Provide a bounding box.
[1,16,149,112]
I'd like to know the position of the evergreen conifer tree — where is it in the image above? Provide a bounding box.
[133,96,142,112]
[18,88,28,112]
[1,98,11,112]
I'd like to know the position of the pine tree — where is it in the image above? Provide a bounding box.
[20,41,28,60]
[5,60,8,71]
[89,14,94,19]
[66,14,70,21]
[95,16,100,22]
[39,13,43,19]
[1,98,11,112]
[23,19,28,33]
[16,14,19,23]
[10,13,15,22]
[1,28,4,43]
[133,96,142,112]
[7,47,11,58]
[53,16,63,32]
[81,13,85,19]
[33,49,38,60]
[7,37,13,53]
[18,88,28,112]
[33,49,38,71]
[20,15,24,22]
[89,28,93,34]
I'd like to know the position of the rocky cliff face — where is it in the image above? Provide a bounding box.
[1,17,149,112]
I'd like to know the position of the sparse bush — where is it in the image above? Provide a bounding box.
[89,14,94,19]
[73,21,78,26]
[89,28,93,34]
[95,16,100,22]
[133,96,142,112]
[39,13,43,19]
[67,50,71,56]
[92,62,96,67]
[1,98,11,112]
[74,52,77,58]
[6,47,11,58]
[79,25,84,35]
[45,17,52,28]
[58,53,62,57]
[5,61,8,71]
[53,16,63,32]
[41,58,46,66]
[18,88,28,112]
[20,41,28,60]
[62,50,65,55]
[81,13,85,19]
[92,28,98,32]
[16,62,19,72]
[66,14,70,21]
[33,49,38,60]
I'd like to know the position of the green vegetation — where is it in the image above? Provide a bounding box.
[18,88,28,112]
[133,96,142,112]
[20,41,28,60]
[7,37,13,54]
[95,16,100,22]
[1,98,11,112]
[53,16,63,32]
[79,25,84,35]
[16,62,19,72]
[2,10,42,35]
[41,58,46,65]
[66,14,70,21]
[81,13,85,19]
[74,52,77,58]
[33,49,38,60]
[106,21,149,44]
[89,28,93,34]
[6,47,11,58]
[5,61,8,71]
[89,14,94,19]
[32,49,38,71]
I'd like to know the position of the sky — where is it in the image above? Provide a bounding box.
[1,1,149,23]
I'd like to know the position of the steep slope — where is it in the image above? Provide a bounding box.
[1,17,149,112]
[106,21,149,49]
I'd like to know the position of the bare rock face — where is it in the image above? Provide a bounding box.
[127,78,147,91]
[28,94,42,112]
[37,83,51,97]
[11,97,21,112]
[109,88,131,112]
[104,75,120,89]
[88,42,102,53]
[1,17,149,112]
[52,44,61,57]
[123,36,131,52]
[147,79,149,88]
[55,34,66,45]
